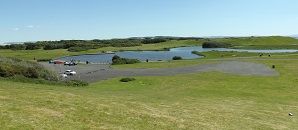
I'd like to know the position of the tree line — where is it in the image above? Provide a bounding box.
[0,37,203,52]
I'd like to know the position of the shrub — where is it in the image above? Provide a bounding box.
[141,38,167,44]
[37,59,52,62]
[172,56,183,60]
[25,42,41,50]
[66,80,89,87]
[120,78,136,82]
[111,42,141,47]
[0,57,58,81]
[0,65,15,77]
[112,55,140,65]
[43,44,64,50]
[23,67,39,78]
[112,55,121,61]
[202,42,231,48]
[6,44,26,50]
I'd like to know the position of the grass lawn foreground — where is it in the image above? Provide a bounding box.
[1,36,298,129]
[0,59,298,129]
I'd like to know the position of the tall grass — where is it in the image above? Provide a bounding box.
[0,57,88,87]
[0,57,58,81]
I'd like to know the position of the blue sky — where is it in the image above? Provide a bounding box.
[0,0,298,43]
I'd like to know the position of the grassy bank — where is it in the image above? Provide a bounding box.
[0,59,297,129]
[212,36,298,49]
[0,40,201,60]
[113,52,298,69]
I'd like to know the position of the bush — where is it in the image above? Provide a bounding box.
[0,65,15,77]
[172,56,183,60]
[112,55,140,65]
[66,80,89,87]
[43,44,64,50]
[202,42,231,48]
[25,42,41,50]
[141,38,167,44]
[6,44,26,50]
[120,78,136,82]
[0,57,58,81]
[111,42,141,47]
[23,67,39,78]
[37,59,52,62]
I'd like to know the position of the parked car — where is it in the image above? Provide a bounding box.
[49,60,55,64]
[69,62,77,66]
[64,70,77,75]
[60,74,68,78]
[64,61,77,66]
[64,61,70,65]
[53,60,65,64]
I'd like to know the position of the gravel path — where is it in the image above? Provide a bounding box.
[41,61,279,83]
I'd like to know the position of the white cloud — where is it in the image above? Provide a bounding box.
[26,25,34,28]
[12,28,20,31]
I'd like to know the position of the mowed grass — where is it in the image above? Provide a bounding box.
[213,36,298,49]
[1,59,298,129]
[0,40,201,60]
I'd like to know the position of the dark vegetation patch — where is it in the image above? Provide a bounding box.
[37,59,53,62]
[66,80,89,87]
[202,42,232,48]
[112,55,140,65]
[172,56,183,60]
[141,38,167,44]
[120,78,136,82]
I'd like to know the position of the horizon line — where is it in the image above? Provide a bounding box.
[1,34,298,44]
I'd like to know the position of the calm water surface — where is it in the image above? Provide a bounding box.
[59,46,298,63]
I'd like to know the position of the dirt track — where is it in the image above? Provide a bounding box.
[41,61,279,83]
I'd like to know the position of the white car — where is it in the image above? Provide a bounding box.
[64,70,77,75]
[60,74,68,78]
[64,62,70,65]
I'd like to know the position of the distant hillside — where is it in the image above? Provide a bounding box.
[2,36,298,50]
[291,35,298,39]
[211,36,298,49]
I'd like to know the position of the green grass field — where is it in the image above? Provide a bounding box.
[213,36,298,49]
[1,59,297,129]
[1,36,298,129]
